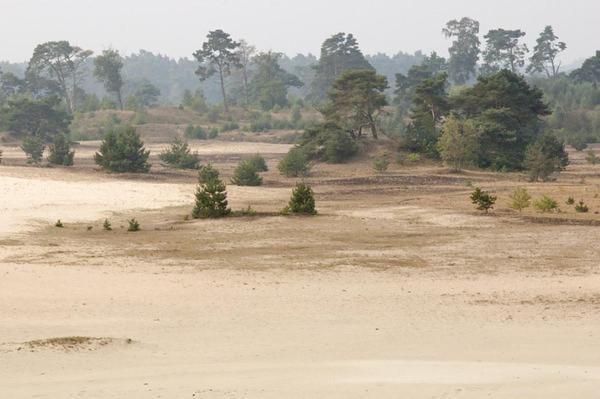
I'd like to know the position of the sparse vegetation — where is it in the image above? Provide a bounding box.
[159,137,200,169]
[586,150,600,165]
[103,219,112,231]
[534,195,559,213]
[509,187,531,212]
[373,153,390,174]
[55,220,64,228]
[127,218,140,232]
[575,200,589,213]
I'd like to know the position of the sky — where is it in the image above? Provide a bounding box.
[1,0,599,64]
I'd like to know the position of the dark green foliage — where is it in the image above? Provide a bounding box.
[443,18,481,84]
[192,174,231,219]
[278,147,311,177]
[103,219,112,231]
[309,33,373,102]
[125,81,160,109]
[575,200,589,213]
[249,52,303,110]
[452,70,550,170]
[570,51,600,86]
[185,124,207,140]
[193,29,240,112]
[159,137,200,169]
[197,163,220,185]
[299,122,358,163]
[231,160,263,186]
[524,134,569,181]
[94,126,151,173]
[324,69,388,139]
[286,182,317,215]
[20,135,45,164]
[404,73,449,155]
[470,187,497,213]
[247,154,268,172]
[48,133,74,166]
[2,96,72,138]
[127,218,140,232]
[569,136,588,151]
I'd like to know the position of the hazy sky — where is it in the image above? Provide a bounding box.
[2,0,599,64]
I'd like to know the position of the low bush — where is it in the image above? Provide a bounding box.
[127,218,140,232]
[285,182,317,215]
[575,200,589,213]
[534,195,559,213]
[159,138,200,169]
[21,135,45,164]
[48,133,75,166]
[470,187,497,213]
[373,154,390,174]
[278,147,311,177]
[192,173,231,219]
[103,219,112,231]
[509,187,531,212]
[94,126,150,173]
[586,150,600,165]
[247,153,268,172]
[185,124,207,140]
[231,160,263,186]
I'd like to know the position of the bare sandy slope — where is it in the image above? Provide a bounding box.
[1,165,600,398]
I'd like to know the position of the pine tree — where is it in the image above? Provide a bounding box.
[286,182,317,215]
[94,126,150,173]
[48,133,75,166]
[192,173,231,219]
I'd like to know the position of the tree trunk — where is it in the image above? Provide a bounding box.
[117,90,123,110]
[218,67,228,114]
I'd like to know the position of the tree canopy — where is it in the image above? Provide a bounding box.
[443,18,480,84]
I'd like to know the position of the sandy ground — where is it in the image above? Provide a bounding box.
[1,144,600,398]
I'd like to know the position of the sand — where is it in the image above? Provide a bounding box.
[1,151,600,398]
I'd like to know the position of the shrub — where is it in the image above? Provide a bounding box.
[48,133,75,166]
[208,127,219,139]
[575,200,589,213]
[159,138,200,169]
[192,174,231,219]
[103,219,112,231]
[566,197,575,205]
[278,147,311,177]
[524,134,569,182]
[470,187,497,213]
[21,135,45,164]
[299,122,357,163]
[55,220,64,228]
[534,195,559,213]
[197,163,220,185]
[94,126,150,173]
[407,153,421,162]
[373,154,390,174]
[185,124,207,140]
[127,218,140,231]
[247,153,268,172]
[207,106,220,123]
[285,182,317,215]
[231,160,263,186]
[221,121,239,132]
[586,150,600,165]
[510,187,531,212]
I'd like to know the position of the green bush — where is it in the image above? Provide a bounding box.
[159,138,200,169]
[278,147,311,177]
[407,153,421,163]
[231,160,263,186]
[192,174,231,219]
[208,127,219,139]
[247,153,268,172]
[185,124,207,140]
[48,133,75,166]
[509,187,531,212]
[586,150,600,165]
[534,195,559,213]
[21,135,45,164]
[575,200,589,213]
[198,164,220,185]
[373,154,390,174]
[524,134,569,182]
[103,219,112,231]
[127,218,140,232]
[94,126,150,173]
[470,187,497,213]
[285,182,317,215]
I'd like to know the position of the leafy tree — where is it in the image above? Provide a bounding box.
[159,137,200,169]
[481,29,528,74]
[510,187,531,212]
[1,96,71,138]
[324,69,387,139]
[527,26,567,78]
[21,135,45,164]
[247,153,268,172]
[126,80,160,109]
[452,70,550,170]
[405,73,449,154]
[48,133,74,166]
[524,134,569,181]
[309,33,373,101]
[278,147,311,177]
[0,70,27,103]
[192,173,231,219]
[193,29,240,113]
[437,115,480,171]
[470,187,497,213]
[231,160,263,186]
[286,182,316,215]
[26,41,93,113]
[94,49,125,109]
[570,51,600,87]
[94,126,151,173]
[442,18,481,84]
[249,52,303,110]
